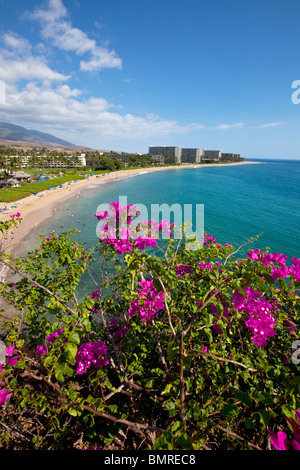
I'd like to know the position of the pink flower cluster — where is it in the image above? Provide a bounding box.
[268,410,300,450]
[106,311,129,340]
[0,345,21,405]
[198,262,213,271]
[174,264,192,278]
[232,287,278,347]
[47,328,64,345]
[128,278,164,322]
[36,328,65,356]
[201,233,217,246]
[91,290,100,300]
[0,382,12,405]
[246,248,300,282]
[95,201,174,254]
[75,341,109,375]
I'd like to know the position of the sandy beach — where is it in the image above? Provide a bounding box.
[0,161,260,257]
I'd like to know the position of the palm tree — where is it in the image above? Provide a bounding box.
[70,156,81,172]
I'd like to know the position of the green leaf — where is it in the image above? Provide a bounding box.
[245,417,254,429]
[44,355,55,369]
[64,342,78,364]
[85,298,94,310]
[153,431,174,450]
[68,331,80,344]
[153,277,163,293]
[235,391,252,409]
[175,309,184,321]
[68,408,78,416]
[252,391,273,405]
[174,432,194,450]
[255,409,270,428]
[81,317,91,332]
[170,421,184,434]
[183,355,192,369]
[54,362,74,382]
[167,340,178,363]
[221,404,240,419]
[161,383,173,396]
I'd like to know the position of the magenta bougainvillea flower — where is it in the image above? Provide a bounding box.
[232,287,278,347]
[95,201,174,254]
[36,345,47,356]
[46,328,64,345]
[3,345,21,367]
[75,341,108,375]
[174,264,192,278]
[0,388,12,405]
[201,233,216,245]
[268,410,300,450]
[128,278,164,323]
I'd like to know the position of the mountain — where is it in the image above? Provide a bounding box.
[0,122,75,147]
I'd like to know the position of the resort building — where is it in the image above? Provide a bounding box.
[202,150,222,161]
[181,148,202,163]
[9,155,31,168]
[149,146,182,164]
[3,154,86,169]
[43,154,86,168]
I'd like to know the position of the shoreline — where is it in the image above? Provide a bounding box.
[0,161,260,260]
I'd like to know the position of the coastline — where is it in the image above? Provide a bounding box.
[0,161,259,259]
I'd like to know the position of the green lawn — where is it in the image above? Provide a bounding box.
[0,174,86,203]
[0,169,116,203]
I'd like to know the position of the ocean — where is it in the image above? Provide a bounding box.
[15,159,300,298]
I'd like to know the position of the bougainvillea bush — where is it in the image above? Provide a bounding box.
[0,202,299,450]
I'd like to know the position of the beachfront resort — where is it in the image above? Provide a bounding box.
[148,146,242,164]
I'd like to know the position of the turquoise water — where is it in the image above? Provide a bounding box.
[18,159,300,265]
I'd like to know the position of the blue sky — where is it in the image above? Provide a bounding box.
[0,0,300,158]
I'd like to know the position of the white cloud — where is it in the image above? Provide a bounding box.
[0,29,69,83]
[3,32,32,55]
[254,122,284,128]
[0,82,207,144]
[80,48,122,72]
[214,122,245,130]
[0,55,69,83]
[0,0,250,149]
[56,84,82,98]
[30,0,67,23]
[28,0,122,72]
